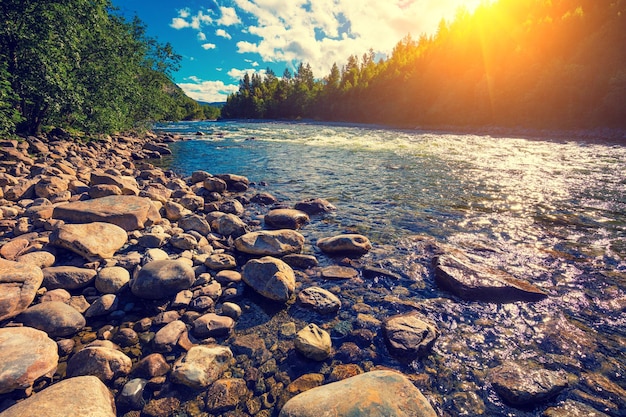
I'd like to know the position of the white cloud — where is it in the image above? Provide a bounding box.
[197,32,207,41]
[231,0,484,76]
[217,7,242,26]
[177,79,239,102]
[170,17,190,29]
[216,29,232,39]
[201,43,217,50]
[227,67,266,80]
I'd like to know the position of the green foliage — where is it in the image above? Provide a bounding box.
[0,0,195,135]
[222,0,626,129]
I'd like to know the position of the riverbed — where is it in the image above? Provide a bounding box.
[152,120,626,416]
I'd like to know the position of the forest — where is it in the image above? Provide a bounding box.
[0,0,215,136]
[221,0,626,130]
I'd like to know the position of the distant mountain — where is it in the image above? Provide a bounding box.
[197,101,226,107]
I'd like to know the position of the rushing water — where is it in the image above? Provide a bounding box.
[153,120,626,416]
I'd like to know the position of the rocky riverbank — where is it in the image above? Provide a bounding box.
[0,129,623,416]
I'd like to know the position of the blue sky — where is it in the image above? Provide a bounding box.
[112,0,483,103]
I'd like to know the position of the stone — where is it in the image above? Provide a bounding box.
[0,376,116,417]
[297,286,341,314]
[89,172,139,195]
[433,253,548,302]
[137,232,169,248]
[171,345,233,389]
[49,222,128,261]
[16,250,56,268]
[265,208,310,230]
[52,195,160,231]
[142,248,169,264]
[213,213,249,237]
[287,373,325,394]
[0,258,44,321]
[221,302,242,320]
[542,400,610,417]
[179,214,211,235]
[164,200,189,221]
[4,178,38,201]
[235,230,305,256]
[0,238,30,260]
[383,312,439,361]
[84,294,118,317]
[317,234,372,255]
[0,327,58,394]
[42,266,97,290]
[215,270,242,284]
[203,177,227,192]
[282,254,319,269]
[193,313,235,338]
[294,323,332,361]
[139,183,172,204]
[279,370,437,417]
[35,177,68,199]
[294,198,337,214]
[215,173,249,191]
[95,266,130,293]
[490,361,568,406]
[130,260,195,299]
[169,233,198,250]
[217,199,245,215]
[204,253,237,270]
[66,344,132,382]
[119,378,148,409]
[88,184,122,198]
[320,265,359,280]
[132,353,170,379]
[205,378,250,413]
[17,301,86,337]
[40,288,71,303]
[328,364,364,382]
[153,320,187,353]
[142,396,181,417]
[241,256,296,302]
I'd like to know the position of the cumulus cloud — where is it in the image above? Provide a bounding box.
[232,0,483,76]
[178,78,239,102]
[201,43,217,50]
[216,29,232,39]
[227,67,267,80]
[217,7,242,26]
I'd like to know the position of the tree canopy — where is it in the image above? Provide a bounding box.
[0,0,207,136]
[221,0,626,130]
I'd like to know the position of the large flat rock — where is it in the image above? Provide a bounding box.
[0,376,116,417]
[0,259,44,322]
[433,253,548,303]
[49,222,127,261]
[52,195,160,231]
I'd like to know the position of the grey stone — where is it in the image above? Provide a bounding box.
[42,266,97,290]
[383,312,439,361]
[131,260,195,299]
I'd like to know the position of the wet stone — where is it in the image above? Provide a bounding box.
[130,259,195,299]
[317,234,372,256]
[294,198,336,214]
[66,344,132,382]
[542,400,611,417]
[235,230,305,256]
[297,286,341,314]
[264,208,310,230]
[383,312,439,361]
[132,353,170,379]
[241,256,296,302]
[490,360,569,406]
[294,323,332,361]
[320,265,358,280]
[193,313,235,338]
[171,345,233,389]
[205,378,251,413]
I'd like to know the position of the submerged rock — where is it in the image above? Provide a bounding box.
[279,370,437,417]
[297,286,341,314]
[433,253,548,303]
[294,198,336,214]
[294,323,332,361]
[264,208,310,230]
[490,360,568,406]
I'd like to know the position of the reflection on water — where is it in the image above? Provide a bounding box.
[154,120,626,416]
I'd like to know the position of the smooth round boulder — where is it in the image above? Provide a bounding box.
[317,234,372,255]
[17,301,86,337]
[0,258,44,321]
[294,198,337,214]
[95,266,130,294]
[0,327,59,394]
[279,370,437,417]
[16,250,56,269]
[264,209,309,230]
[297,287,341,314]
[130,260,195,299]
[213,213,248,238]
[235,230,304,256]
[241,256,296,302]
[383,312,439,361]
[66,345,132,382]
[84,294,118,318]
[294,323,332,361]
[0,376,116,417]
[171,345,233,389]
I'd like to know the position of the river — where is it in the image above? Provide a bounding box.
[152,120,626,416]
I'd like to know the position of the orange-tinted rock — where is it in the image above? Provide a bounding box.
[0,259,44,321]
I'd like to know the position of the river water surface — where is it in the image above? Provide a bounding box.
[153,120,626,416]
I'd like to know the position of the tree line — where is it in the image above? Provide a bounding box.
[0,0,212,136]
[221,0,626,130]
